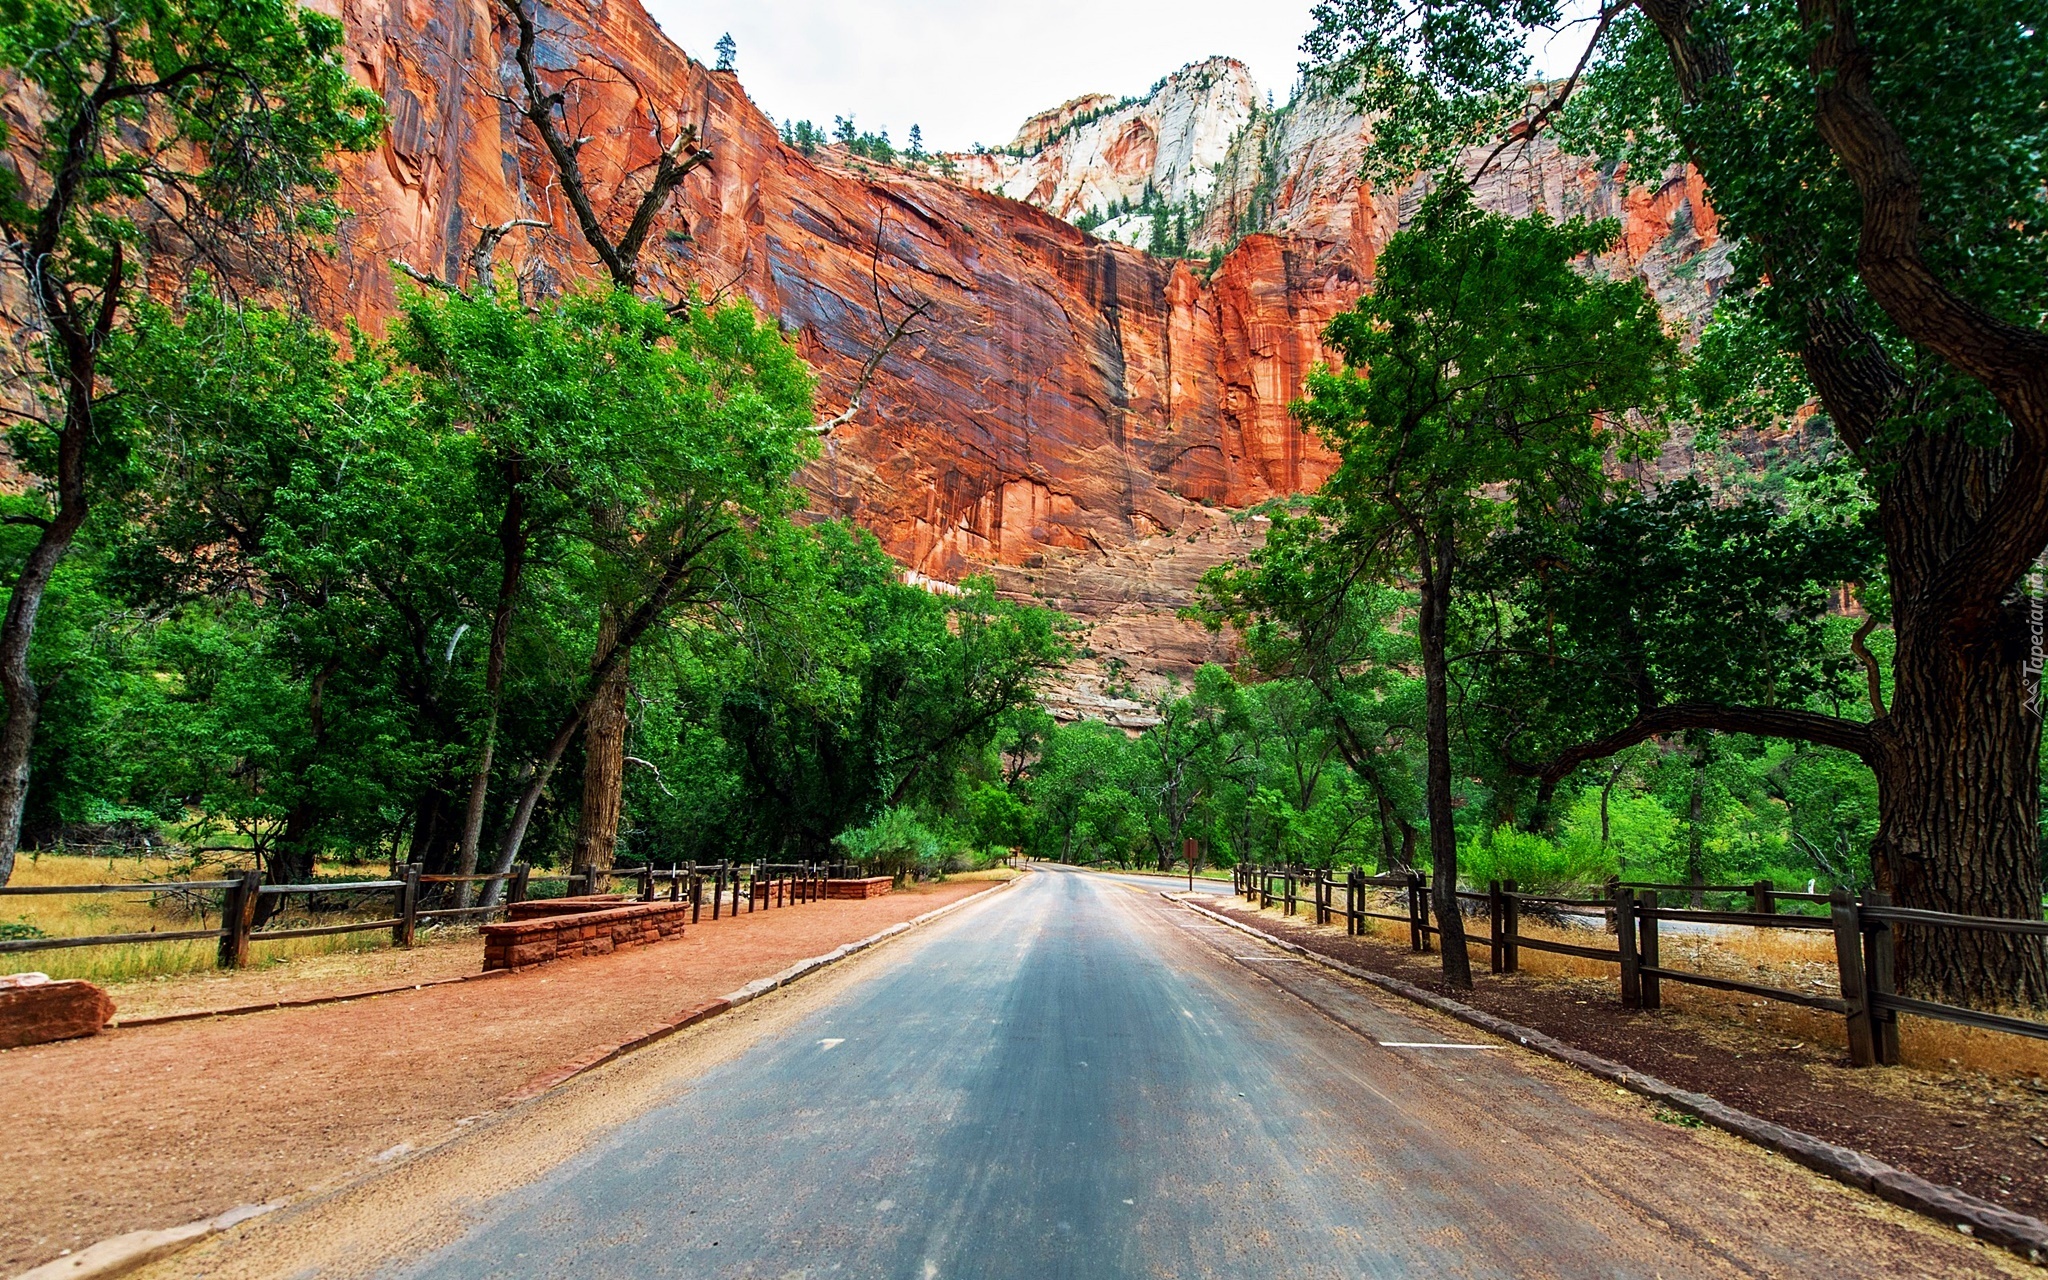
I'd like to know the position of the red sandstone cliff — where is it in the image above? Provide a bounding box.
[314,0,1719,717]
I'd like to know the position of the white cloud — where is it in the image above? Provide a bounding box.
[643,0,1321,153]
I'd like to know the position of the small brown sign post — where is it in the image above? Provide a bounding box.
[1183,836,1198,892]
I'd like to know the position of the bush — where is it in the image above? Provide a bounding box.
[1462,825,1615,893]
[833,806,959,882]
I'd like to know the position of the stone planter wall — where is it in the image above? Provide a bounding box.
[482,900,688,971]
[823,876,893,900]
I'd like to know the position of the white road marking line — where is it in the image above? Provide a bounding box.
[1377,1042,1497,1050]
[819,1038,845,1050]
[1231,956,1306,961]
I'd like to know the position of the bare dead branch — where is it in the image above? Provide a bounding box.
[469,218,549,285]
[811,218,932,434]
[496,0,713,292]
[391,259,462,295]
[1469,2,1623,187]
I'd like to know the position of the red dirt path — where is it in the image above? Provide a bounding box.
[1,878,1001,1273]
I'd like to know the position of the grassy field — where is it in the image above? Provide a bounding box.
[2,852,403,984]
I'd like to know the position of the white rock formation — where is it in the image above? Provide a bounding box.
[948,58,1256,247]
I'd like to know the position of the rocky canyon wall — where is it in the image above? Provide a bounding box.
[305,0,1723,720]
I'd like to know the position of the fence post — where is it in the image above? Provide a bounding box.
[1638,891,1660,1009]
[1615,887,1641,1009]
[1862,889,1901,1066]
[1347,869,1363,937]
[509,862,530,906]
[217,868,260,969]
[1407,872,1427,951]
[394,862,421,948]
[712,864,725,920]
[1832,887,1877,1067]
[1284,871,1297,916]
[1835,884,1875,1064]
[1488,880,1504,974]
[738,865,748,914]
[1604,875,1621,933]
[1502,876,1519,973]
[1751,878,1774,916]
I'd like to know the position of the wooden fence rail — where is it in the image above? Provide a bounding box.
[1233,864,2048,1066]
[0,858,857,971]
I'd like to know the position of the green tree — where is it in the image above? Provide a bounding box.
[713,32,736,71]
[1304,0,2048,1005]
[0,0,381,884]
[1465,479,1880,821]
[1200,507,1429,873]
[705,524,1071,860]
[1291,189,1674,986]
[101,287,477,902]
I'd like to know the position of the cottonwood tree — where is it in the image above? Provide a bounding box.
[1307,0,2048,1002]
[1201,508,1431,873]
[420,289,813,894]
[481,0,926,888]
[1289,189,1674,987]
[0,0,380,884]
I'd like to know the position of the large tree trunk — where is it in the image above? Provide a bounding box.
[1418,525,1471,988]
[1627,0,2048,1010]
[0,383,92,885]
[1872,568,2048,1004]
[571,627,629,893]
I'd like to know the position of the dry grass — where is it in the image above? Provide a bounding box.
[2,852,407,984]
[1231,892,2048,1085]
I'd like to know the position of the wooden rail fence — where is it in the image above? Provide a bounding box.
[1,859,859,970]
[1231,864,2048,1066]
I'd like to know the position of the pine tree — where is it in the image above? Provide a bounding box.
[907,124,925,161]
[713,32,736,71]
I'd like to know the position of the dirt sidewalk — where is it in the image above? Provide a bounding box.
[2,877,1002,1273]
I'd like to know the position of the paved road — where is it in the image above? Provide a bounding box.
[1053,864,1234,895]
[350,869,2008,1280]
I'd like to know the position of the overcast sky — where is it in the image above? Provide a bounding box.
[642,3,1595,155]
[643,0,1325,153]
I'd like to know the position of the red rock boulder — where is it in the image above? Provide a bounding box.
[0,973,116,1049]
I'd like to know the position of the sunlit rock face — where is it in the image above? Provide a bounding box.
[233,0,1726,714]
[948,58,1257,248]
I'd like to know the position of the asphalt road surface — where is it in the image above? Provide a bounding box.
[196,869,2018,1279]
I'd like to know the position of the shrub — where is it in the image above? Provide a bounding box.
[1462,825,1615,893]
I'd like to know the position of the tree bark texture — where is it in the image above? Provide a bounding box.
[571,606,630,893]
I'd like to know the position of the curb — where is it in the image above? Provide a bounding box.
[12,1202,283,1280]
[1174,895,2048,1266]
[498,875,1020,1103]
